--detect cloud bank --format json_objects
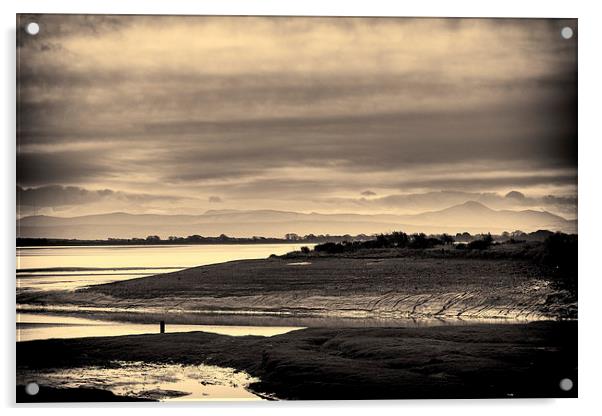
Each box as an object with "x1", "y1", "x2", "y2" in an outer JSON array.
[{"x1": 17, "y1": 15, "x2": 577, "y2": 217}]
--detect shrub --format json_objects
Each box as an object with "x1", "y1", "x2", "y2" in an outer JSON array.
[
  {"x1": 312, "y1": 231, "x2": 443, "y2": 253},
  {"x1": 467, "y1": 233, "x2": 493, "y2": 250},
  {"x1": 542, "y1": 232, "x2": 577, "y2": 270},
  {"x1": 314, "y1": 242, "x2": 346, "y2": 253},
  {"x1": 408, "y1": 233, "x2": 442, "y2": 249}
]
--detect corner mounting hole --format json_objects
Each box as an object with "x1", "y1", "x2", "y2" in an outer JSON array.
[
  {"x1": 559, "y1": 378, "x2": 573, "y2": 391},
  {"x1": 561, "y1": 27, "x2": 573, "y2": 40},
  {"x1": 25, "y1": 382, "x2": 39, "y2": 396},
  {"x1": 25, "y1": 22, "x2": 40, "y2": 36}
]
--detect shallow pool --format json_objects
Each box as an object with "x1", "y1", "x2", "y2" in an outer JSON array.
[{"x1": 18, "y1": 361, "x2": 263, "y2": 401}]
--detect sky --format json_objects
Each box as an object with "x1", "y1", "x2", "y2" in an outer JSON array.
[{"x1": 17, "y1": 15, "x2": 577, "y2": 219}]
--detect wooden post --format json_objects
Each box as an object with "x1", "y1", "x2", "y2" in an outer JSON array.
[{"x1": 160, "y1": 320, "x2": 165, "y2": 334}]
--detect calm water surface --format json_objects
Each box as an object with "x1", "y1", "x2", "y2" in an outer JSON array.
[
  {"x1": 17, "y1": 243, "x2": 307, "y2": 292},
  {"x1": 17, "y1": 313, "x2": 302, "y2": 342},
  {"x1": 16, "y1": 244, "x2": 308, "y2": 342}
]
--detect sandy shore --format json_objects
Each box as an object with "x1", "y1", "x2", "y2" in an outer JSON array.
[{"x1": 17, "y1": 321, "x2": 577, "y2": 400}]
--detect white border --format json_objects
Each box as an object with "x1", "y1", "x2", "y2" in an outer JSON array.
[{"x1": 2, "y1": 1, "x2": 600, "y2": 415}]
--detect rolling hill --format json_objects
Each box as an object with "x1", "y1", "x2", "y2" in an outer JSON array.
[{"x1": 16, "y1": 201, "x2": 576, "y2": 239}]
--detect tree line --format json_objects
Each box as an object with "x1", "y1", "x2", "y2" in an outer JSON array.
[
  {"x1": 17, "y1": 229, "x2": 566, "y2": 247},
  {"x1": 309, "y1": 230, "x2": 574, "y2": 254}
]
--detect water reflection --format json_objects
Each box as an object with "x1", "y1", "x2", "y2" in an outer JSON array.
[
  {"x1": 17, "y1": 244, "x2": 306, "y2": 271},
  {"x1": 17, "y1": 268, "x2": 181, "y2": 292},
  {"x1": 17, "y1": 244, "x2": 308, "y2": 293},
  {"x1": 17, "y1": 361, "x2": 262, "y2": 401}
]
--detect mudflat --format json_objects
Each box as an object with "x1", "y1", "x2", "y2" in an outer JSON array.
[
  {"x1": 18, "y1": 245, "x2": 576, "y2": 321},
  {"x1": 17, "y1": 321, "x2": 577, "y2": 400}
]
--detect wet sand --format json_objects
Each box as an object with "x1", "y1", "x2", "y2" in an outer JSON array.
[{"x1": 17, "y1": 321, "x2": 577, "y2": 401}]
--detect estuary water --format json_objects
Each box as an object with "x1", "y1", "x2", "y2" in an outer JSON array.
[
  {"x1": 16, "y1": 243, "x2": 307, "y2": 292},
  {"x1": 16, "y1": 243, "x2": 307, "y2": 341}
]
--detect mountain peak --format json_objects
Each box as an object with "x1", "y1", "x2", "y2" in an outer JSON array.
[
  {"x1": 452, "y1": 200, "x2": 492, "y2": 211},
  {"x1": 505, "y1": 190, "x2": 526, "y2": 200}
]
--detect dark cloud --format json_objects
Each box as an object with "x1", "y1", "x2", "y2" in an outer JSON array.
[
  {"x1": 17, "y1": 14, "x2": 127, "y2": 48},
  {"x1": 361, "y1": 190, "x2": 376, "y2": 196},
  {"x1": 131, "y1": 103, "x2": 577, "y2": 186},
  {"x1": 17, "y1": 185, "x2": 184, "y2": 208},
  {"x1": 208, "y1": 196, "x2": 223, "y2": 203},
  {"x1": 16, "y1": 150, "x2": 111, "y2": 186},
  {"x1": 15, "y1": 15, "x2": 577, "y2": 216}
]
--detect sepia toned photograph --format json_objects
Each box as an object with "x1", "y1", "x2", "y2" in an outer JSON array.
[{"x1": 16, "y1": 14, "x2": 577, "y2": 401}]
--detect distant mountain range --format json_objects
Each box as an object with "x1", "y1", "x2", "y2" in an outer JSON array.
[{"x1": 16, "y1": 201, "x2": 577, "y2": 239}]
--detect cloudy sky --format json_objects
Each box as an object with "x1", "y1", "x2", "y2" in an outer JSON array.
[{"x1": 17, "y1": 15, "x2": 577, "y2": 219}]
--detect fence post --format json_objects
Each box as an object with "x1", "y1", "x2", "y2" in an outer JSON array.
[{"x1": 160, "y1": 320, "x2": 165, "y2": 334}]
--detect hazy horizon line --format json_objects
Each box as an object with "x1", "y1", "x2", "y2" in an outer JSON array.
[{"x1": 16, "y1": 199, "x2": 576, "y2": 221}]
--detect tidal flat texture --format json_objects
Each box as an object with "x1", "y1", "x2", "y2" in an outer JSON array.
[
  {"x1": 17, "y1": 321, "x2": 577, "y2": 400},
  {"x1": 18, "y1": 245, "x2": 577, "y2": 321}
]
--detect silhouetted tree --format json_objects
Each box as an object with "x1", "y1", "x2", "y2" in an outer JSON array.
[
  {"x1": 409, "y1": 233, "x2": 430, "y2": 249},
  {"x1": 390, "y1": 231, "x2": 409, "y2": 247},
  {"x1": 440, "y1": 233, "x2": 455, "y2": 245}
]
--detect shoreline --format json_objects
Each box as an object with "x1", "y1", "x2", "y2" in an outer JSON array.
[
  {"x1": 15, "y1": 246, "x2": 578, "y2": 401},
  {"x1": 15, "y1": 305, "x2": 575, "y2": 325},
  {"x1": 17, "y1": 321, "x2": 577, "y2": 401},
  {"x1": 18, "y1": 305, "x2": 559, "y2": 325}
]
